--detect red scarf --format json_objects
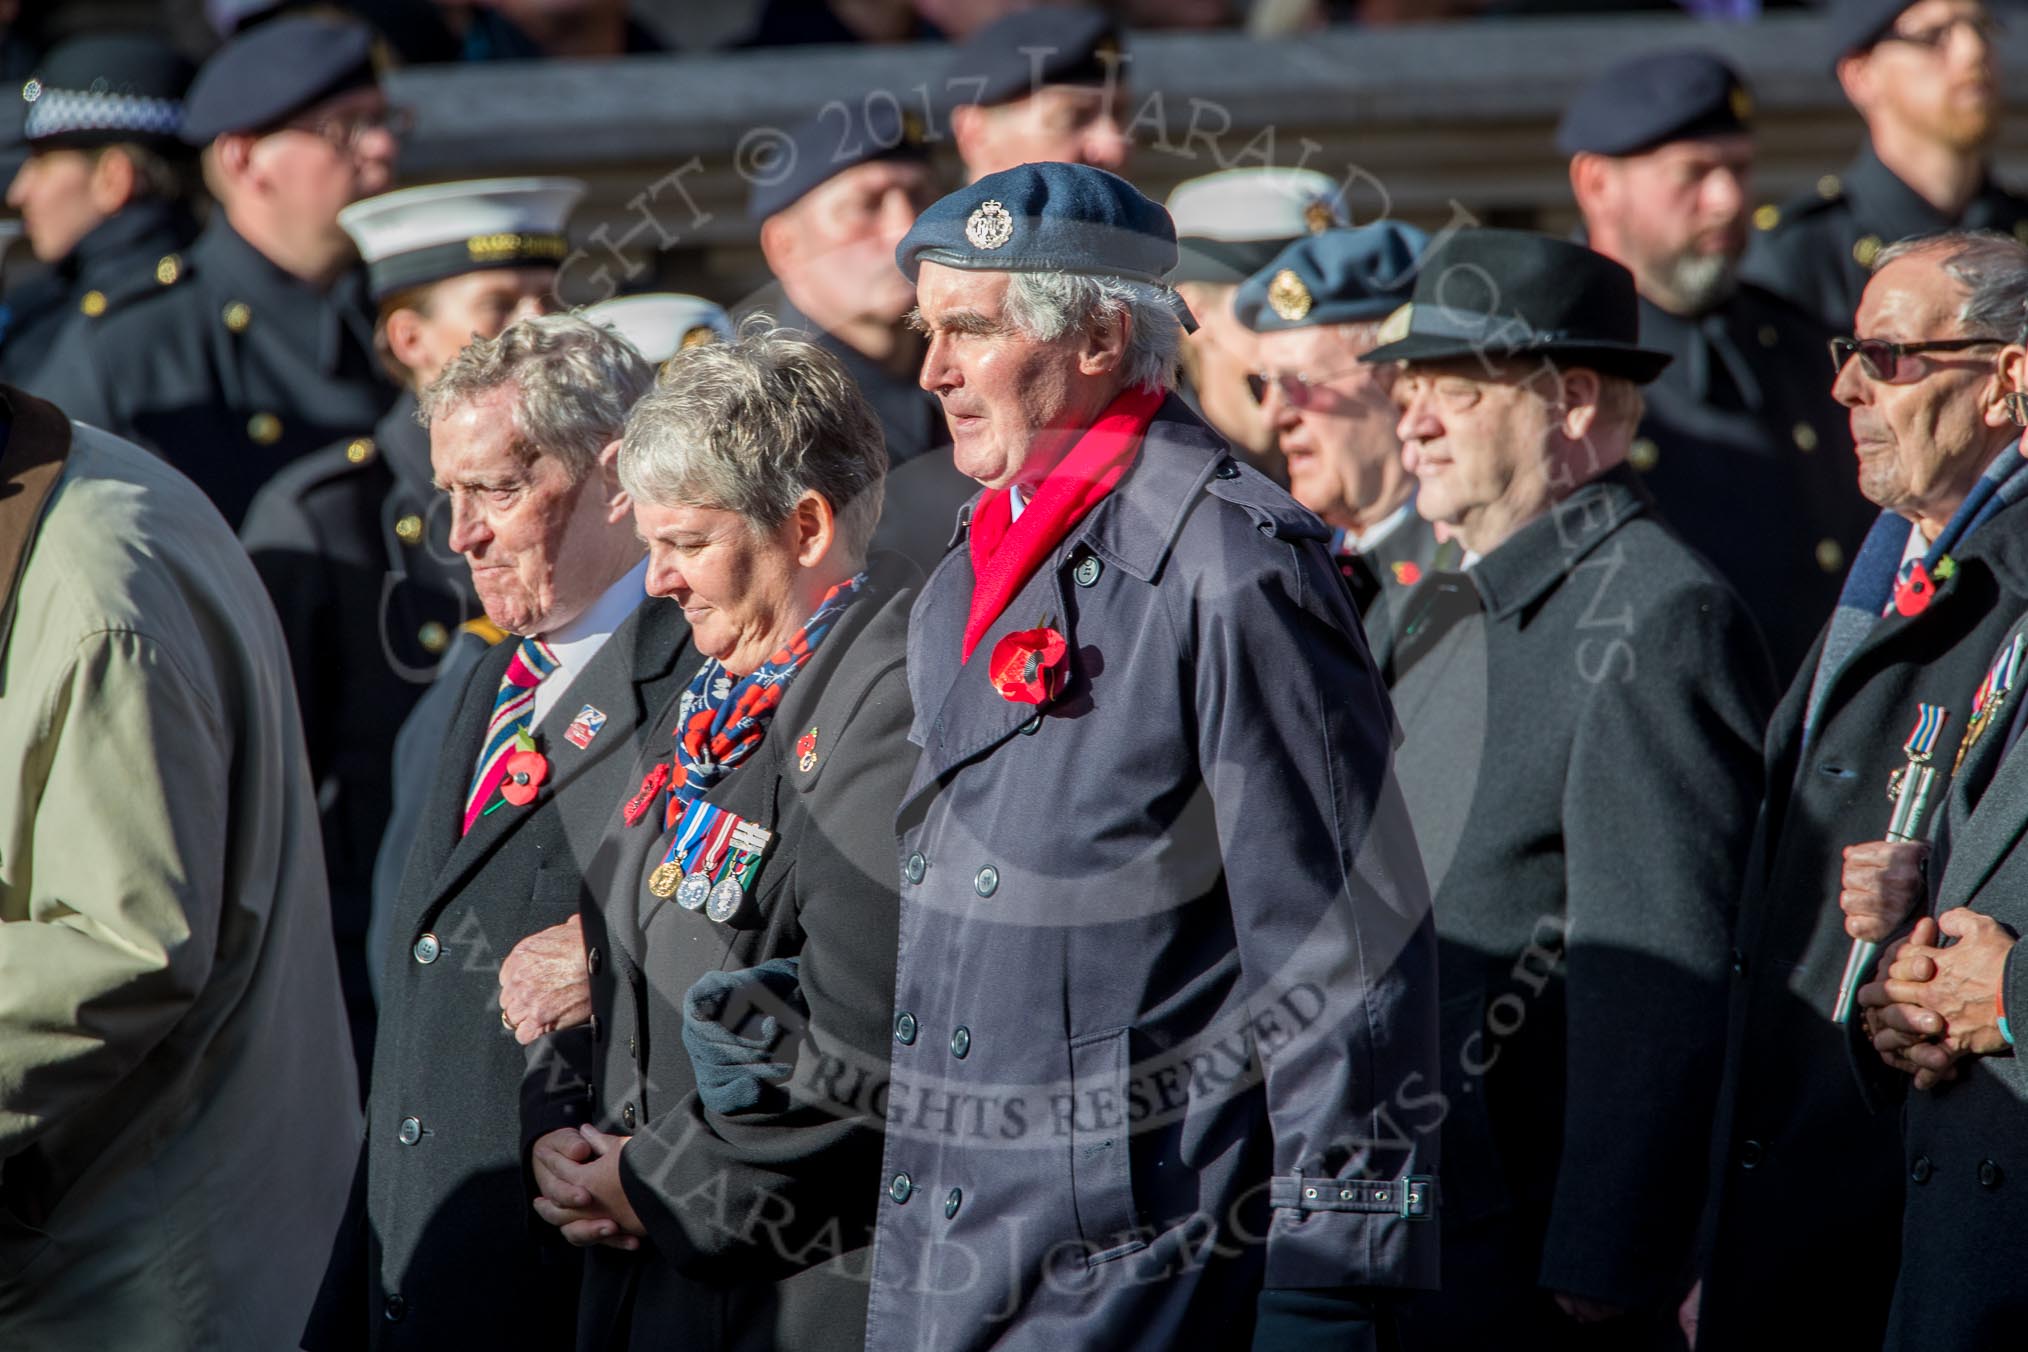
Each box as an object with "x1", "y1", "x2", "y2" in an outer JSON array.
[{"x1": 961, "y1": 385, "x2": 1165, "y2": 661}]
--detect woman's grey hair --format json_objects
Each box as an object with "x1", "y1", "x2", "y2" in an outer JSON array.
[
  {"x1": 1872, "y1": 229, "x2": 2028, "y2": 344},
  {"x1": 619, "y1": 320, "x2": 888, "y2": 565},
  {"x1": 417, "y1": 312, "x2": 653, "y2": 482},
  {"x1": 1003, "y1": 272, "x2": 1183, "y2": 393}
]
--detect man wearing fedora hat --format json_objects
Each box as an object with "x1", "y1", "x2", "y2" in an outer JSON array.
[{"x1": 1366, "y1": 228, "x2": 1774, "y2": 1348}]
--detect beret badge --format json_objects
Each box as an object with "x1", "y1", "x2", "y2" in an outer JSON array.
[
  {"x1": 966, "y1": 199, "x2": 1014, "y2": 251},
  {"x1": 1267, "y1": 269, "x2": 1312, "y2": 322},
  {"x1": 1728, "y1": 86, "x2": 1752, "y2": 122},
  {"x1": 1303, "y1": 199, "x2": 1335, "y2": 234}
]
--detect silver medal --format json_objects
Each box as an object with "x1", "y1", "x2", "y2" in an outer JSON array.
[
  {"x1": 706, "y1": 876, "x2": 746, "y2": 923},
  {"x1": 676, "y1": 871, "x2": 713, "y2": 911}
]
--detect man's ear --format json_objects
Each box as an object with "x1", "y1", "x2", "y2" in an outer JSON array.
[
  {"x1": 950, "y1": 103, "x2": 988, "y2": 175},
  {"x1": 1984, "y1": 344, "x2": 2028, "y2": 429},
  {"x1": 209, "y1": 132, "x2": 255, "y2": 193},
  {"x1": 1557, "y1": 366, "x2": 1604, "y2": 441},
  {"x1": 596, "y1": 438, "x2": 631, "y2": 524},
  {"x1": 1836, "y1": 51, "x2": 1874, "y2": 116},
  {"x1": 1568, "y1": 153, "x2": 1612, "y2": 232},
  {"x1": 759, "y1": 210, "x2": 799, "y2": 276},
  {"x1": 384, "y1": 306, "x2": 429, "y2": 374},
  {"x1": 1077, "y1": 305, "x2": 1131, "y2": 378}
]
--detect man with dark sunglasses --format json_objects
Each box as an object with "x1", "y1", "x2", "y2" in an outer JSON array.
[
  {"x1": 1688, "y1": 228, "x2": 2028, "y2": 1351},
  {"x1": 1743, "y1": 0, "x2": 2028, "y2": 337}
]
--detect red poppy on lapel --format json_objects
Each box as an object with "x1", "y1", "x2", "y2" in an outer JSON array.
[
  {"x1": 623, "y1": 761, "x2": 670, "y2": 825},
  {"x1": 1392, "y1": 561, "x2": 1422, "y2": 586},
  {"x1": 1894, "y1": 561, "x2": 1935, "y2": 617},
  {"x1": 500, "y1": 749, "x2": 549, "y2": 806},
  {"x1": 989, "y1": 627, "x2": 1068, "y2": 705}
]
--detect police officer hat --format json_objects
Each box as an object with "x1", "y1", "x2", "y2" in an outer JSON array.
[
  {"x1": 181, "y1": 13, "x2": 378, "y2": 145},
  {"x1": 583, "y1": 293, "x2": 733, "y2": 365},
  {"x1": 18, "y1": 33, "x2": 194, "y2": 155},
  {"x1": 746, "y1": 100, "x2": 931, "y2": 223},
  {"x1": 896, "y1": 161, "x2": 1194, "y2": 329},
  {"x1": 1360, "y1": 228, "x2": 1671, "y2": 384},
  {"x1": 940, "y1": 6, "x2": 1123, "y2": 109},
  {"x1": 338, "y1": 177, "x2": 585, "y2": 301},
  {"x1": 1556, "y1": 50, "x2": 1752, "y2": 158},
  {"x1": 1234, "y1": 222, "x2": 1429, "y2": 333},
  {"x1": 1166, "y1": 168, "x2": 1348, "y2": 286}
]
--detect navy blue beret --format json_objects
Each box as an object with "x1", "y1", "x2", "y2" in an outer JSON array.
[
  {"x1": 181, "y1": 14, "x2": 377, "y2": 145},
  {"x1": 898, "y1": 161, "x2": 1175, "y2": 285},
  {"x1": 940, "y1": 6, "x2": 1123, "y2": 109},
  {"x1": 747, "y1": 99, "x2": 932, "y2": 223},
  {"x1": 1827, "y1": 0, "x2": 1922, "y2": 60},
  {"x1": 1556, "y1": 50, "x2": 1751, "y2": 158},
  {"x1": 20, "y1": 33, "x2": 193, "y2": 153},
  {"x1": 1234, "y1": 222, "x2": 1431, "y2": 333}
]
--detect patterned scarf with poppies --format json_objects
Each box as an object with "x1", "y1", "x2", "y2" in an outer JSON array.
[{"x1": 667, "y1": 572, "x2": 868, "y2": 825}]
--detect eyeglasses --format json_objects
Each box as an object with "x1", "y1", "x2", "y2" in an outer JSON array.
[
  {"x1": 1246, "y1": 365, "x2": 1369, "y2": 408},
  {"x1": 1829, "y1": 335, "x2": 2002, "y2": 382},
  {"x1": 284, "y1": 105, "x2": 416, "y2": 151},
  {"x1": 1878, "y1": 12, "x2": 2006, "y2": 49}
]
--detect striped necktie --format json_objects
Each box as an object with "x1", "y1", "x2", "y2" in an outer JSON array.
[{"x1": 462, "y1": 636, "x2": 561, "y2": 835}]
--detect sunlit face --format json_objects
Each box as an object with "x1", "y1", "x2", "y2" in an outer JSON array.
[
  {"x1": 1257, "y1": 322, "x2": 1401, "y2": 528},
  {"x1": 1392, "y1": 359, "x2": 1559, "y2": 550},
  {"x1": 393, "y1": 267, "x2": 557, "y2": 390},
  {"x1": 960, "y1": 84, "x2": 1132, "y2": 179},
  {"x1": 7, "y1": 149, "x2": 106, "y2": 262},
  {"x1": 1849, "y1": 0, "x2": 2000, "y2": 152},
  {"x1": 636, "y1": 498, "x2": 811, "y2": 676},
  {"x1": 431, "y1": 384, "x2": 636, "y2": 635},
  {"x1": 770, "y1": 159, "x2": 940, "y2": 328},
  {"x1": 1588, "y1": 135, "x2": 1753, "y2": 315},
  {"x1": 914, "y1": 263, "x2": 1100, "y2": 490},
  {"x1": 1834, "y1": 251, "x2": 2001, "y2": 519},
  {"x1": 247, "y1": 86, "x2": 399, "y2": 232},
  {"x1": 1178, "y1": 281, "x2": 1273, "y2": 455}
]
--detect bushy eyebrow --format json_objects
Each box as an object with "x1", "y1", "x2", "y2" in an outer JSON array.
[{"x1": 908, "y1": 306, "x2": 1001, "y2": 337}]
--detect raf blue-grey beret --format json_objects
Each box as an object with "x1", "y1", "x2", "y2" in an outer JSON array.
[
  {"x1": 898, "y1": 161, "x2": 1177, "y2": 285},
  {"x1": 1827, "y1": 0, "x2": 1923, "y2": 61},
  {"x1": 940, "y1": 6, "x2": 1122, "y2": 109},
  {"x1": 1234, "y1": 222, "x2": 1430, "y2": 333},
  {"x1": 747, "y1": 100, "x2": 932, "y2": 223},
  {"x1": 180, "y1": 14, "x2": 377, "y2": 145},
  {"x1": 1556, "y1": 50, "x2": 1751, "y2": 158}
]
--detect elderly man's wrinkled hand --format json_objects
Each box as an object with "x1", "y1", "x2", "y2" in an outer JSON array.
[
  {"x1": 500, "y1": 914, "x2": 593, "y2": 1045},
  {"x1": 1883, "y1": 907, "x2": 2017, "y2": 1059},
  {"x1": 1839, "y1": 839, "x2": 1928, "y2": 942}
]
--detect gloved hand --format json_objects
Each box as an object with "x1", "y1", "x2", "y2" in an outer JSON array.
[{"x1": 681, "y1": 957, "x2": 808, "y2": 1116}]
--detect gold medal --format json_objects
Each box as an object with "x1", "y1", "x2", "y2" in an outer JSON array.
[{"x1": 647, "y1": 861, "x2": 684, "y2": 898}]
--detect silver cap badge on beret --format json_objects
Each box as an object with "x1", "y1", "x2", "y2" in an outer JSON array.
[{"x1": 966, "y1": 200, "x2": 1013, "y2": 251}]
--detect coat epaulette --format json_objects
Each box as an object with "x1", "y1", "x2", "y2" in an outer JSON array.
[{"x1": 1202, "y1": 458, "x2": 1330, "y2": 543}]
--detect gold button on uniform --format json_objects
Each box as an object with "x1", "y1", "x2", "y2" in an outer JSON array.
[
  {"x1": 1792, "y1": 422, "x2": 1819, "y2": 452},
  {"x1": 1752, "y1": 204, "x2": 1781, "y2": 231},
  {"x1": 1816, "y1": 174, "x2": 1842, "y2": 200},
  {"x1": 395, "y1": 513, "x2": 424, "y2": 544},
  {"x1": 1628, "y1": 437, "x2": 1660, "y2": 473},
  {"x1": 1758, "y1": 325, "x2": 1779, "y2": 349},
  {"x1": 417, "y1": 621, "x2": 449, "y2": 654},
  {"x1": 79, "y1": 290, "x2": 107, "y2": 317},
  {"x1": 1853, "y1": 235, "x2": 1883, "y2": 269},
  {"x1": 155, "y1": 254, "x2": 180, "y2": 285},
  {"x1": 345, "y1": 437, "x2": 374, "y2": 464},
  {"x1": 1816, "y1": 538, "x2": 1846, "y2": 574},
  {"x1": 247, "y1": 412, "x2": 282, "y2": 445},
  {"x1": 222, "y1": 301, "x2": 251, "y2": 333}
]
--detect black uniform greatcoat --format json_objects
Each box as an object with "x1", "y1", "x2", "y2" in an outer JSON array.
[
  {"x1": 866, "y1": 396, "x2": 1441, "y2": 1351},
  {"x1": 239, "y1": 390, "x2": 483, "y2": 1084},
  {"x1": 304, "y1": 594, "x2": 696, "y2": 1351},
  {"x1": 1630, "y1": 284, "x2": 1873, "y2": 678},
  {"x1": 1696, "y1": 499, "x2": 2028, "y2": 1352},
  {"x1": 31, "y1": 214, "x2": 393, "y2": 527},
  {"x1": 1335, "y1": 506, "x2": 1455, "y2": 683},
  {"x1": 0, "y1": 196, "x2": 198, "y2": 389},
  {"x1": 1385, "y1": 466, "x2": 1774, "y2": 1348},
  {"x1": 1741, "y1": 142, "x2": 2028, "y2": 336},
  {"x1": 1883, "y1": 609, "x2": 2028, "y2": 1352},
  {"x1": 562, "y1": 557, "x2": 917, "y2": 1352}
]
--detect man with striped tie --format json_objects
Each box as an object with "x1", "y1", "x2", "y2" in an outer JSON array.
[{"x1": 306, "y1": 314, "x2": 695, "y2": 1351}]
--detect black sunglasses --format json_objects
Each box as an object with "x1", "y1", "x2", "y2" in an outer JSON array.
[{"x1": 1828, "y1": 336, "x2": 2002, "y2": 383}]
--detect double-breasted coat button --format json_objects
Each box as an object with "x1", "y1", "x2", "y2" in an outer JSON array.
[
  {"x1": 1073, "y1": 553, "x2": 1103, "y2": 587},
  {"x1": 950, "y1": 1026, "x2": 971, "y2": 1059},
  {"x1": 417, "y1": 622, "x2": 449, "y2": 654},
  {"x1": 155, "y1": 254, "x2": 181, "y2": 286},
  {"x1": 412, "y1": 932, "x2": 441, "y2": 964},
  {"x1": 1738, "y1": 1139, "x2": 1764, "y2": 1169},
  {"x1": 1911, "y1": 1155, "x2": 1933, "y2": 1183},
  {"x1": 889, "y1": 1172, "x2": 914, "y2": 1204},
  {"x1": 1791, "y1": 422, "x2": 1818, "y2": 453},
  {"x1": 79, "y1": 290, "x2": 107, "y2": 317},
  {"x1": 345, "y1": 437, "x2": 374, "y2": 464},
  {"x1": 904, "y1": 852, "x2": 926, "y2": 884},
  {"x1": 895, "y1": 1011, "x2": 918, "y2": 1045},
  {"x1": 395, "y1": 513, "x2": 424, "y2": 544},
  {"x1": 622, "y1": 1102, "x2": 638, "y2": 1128},
  {"x1": 397, "y1": 1116, "x2": 423, "y2": 1146},
  {"x1": 222, "y1": 300, "x2": 252, "y2": 333},
  {"x1": 1979, "y1": 1159, "x2": 2003, "y2": 1189},
  {"x1": 945, "y1": 1187, "x2": 963, "y2": 1219},
  {"x1": 587, "y1": 947, "x2": 601, "y2": 976},
  {"x1": 247, "y1": 412, "x2": 282, "y2": 445},
  {"x1": 384, "y1": 1294, "x2": 406, "y2": 1322},
  {"x1": 974, "y1": 866, "x2": 999, "y2": 897}
]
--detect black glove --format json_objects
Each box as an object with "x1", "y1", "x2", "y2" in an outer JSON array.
[{"x1": 680, "y1": 958, "x2": 808, "y2": 1116}]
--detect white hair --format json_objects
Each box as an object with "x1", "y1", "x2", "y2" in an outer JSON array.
[{"x1": 1003, "y1": 272, "x2": 1183, "y2": 393}]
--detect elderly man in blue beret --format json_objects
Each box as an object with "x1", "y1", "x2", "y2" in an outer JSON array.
[
  {"x1": 1235, "y1": 222, "x2": 1451, "y2": 676},
  {"x1": 867, "y1": 161, "x2": 1440, "y2": 1351}
]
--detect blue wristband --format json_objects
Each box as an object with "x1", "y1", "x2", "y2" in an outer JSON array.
[{"x1": 1999, "y1": 1015, "x2": 2014, "y2": 1047}]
